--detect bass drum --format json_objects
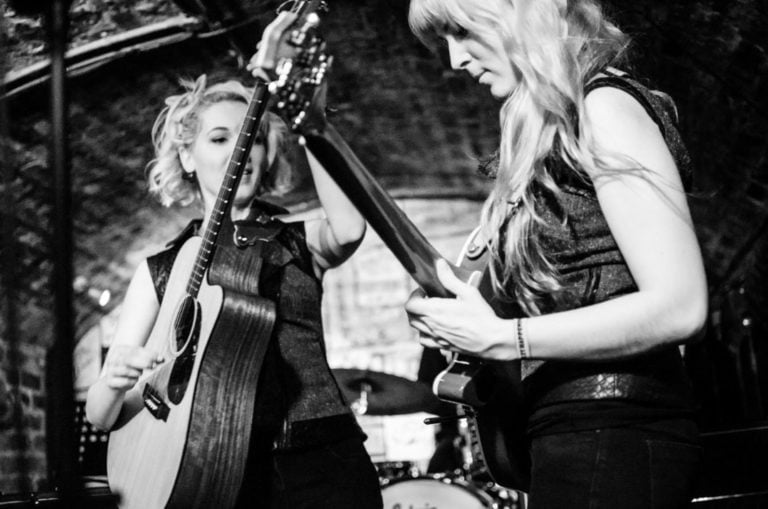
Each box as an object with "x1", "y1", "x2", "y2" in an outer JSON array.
[{"x1": 381, "y1": 475, "x2": 496, "y2": 509}]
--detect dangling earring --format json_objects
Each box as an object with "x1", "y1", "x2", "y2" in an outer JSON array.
[{"x1": 182, "y1": 171, "x2": 197, "y2": 183}]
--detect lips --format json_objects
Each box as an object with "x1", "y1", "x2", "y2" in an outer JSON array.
[{"x1": 469, "y1": 70, "x2": 491, "y2": 85}]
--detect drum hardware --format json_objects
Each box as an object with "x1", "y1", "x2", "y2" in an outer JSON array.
[
  {"x1": 350, "y1": 381, "x2": 372, "y2": 415},
  {"x1": 423, "y1": 413, "x2": 469, "y2": 425},
  {"x1": 375, "y1": 461, "x2": 421, "y2": 484}
]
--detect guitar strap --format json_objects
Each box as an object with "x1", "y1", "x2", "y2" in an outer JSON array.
[
  {"x1": 209, "y1": 210, "x2": 290, "y2": 298},
  {"x1": 233, "y1": 211, "x2": 287, "y2": 248}
]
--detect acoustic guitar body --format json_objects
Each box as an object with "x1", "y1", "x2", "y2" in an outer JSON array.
[{"x1": 107, "y1": 237, "x2": 276, "y2": 509}]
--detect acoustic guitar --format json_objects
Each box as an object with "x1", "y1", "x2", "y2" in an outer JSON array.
[
  {"x1": 260, "y1": 9, "x2": 531, "y2": 491},
  {"x1": 105, "y1": 2, "x2": 325, "y2": 507}
]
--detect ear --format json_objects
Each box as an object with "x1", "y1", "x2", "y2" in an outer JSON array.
[{"x1": 178, "y1": 146, "x2": 195, "y2": 174}]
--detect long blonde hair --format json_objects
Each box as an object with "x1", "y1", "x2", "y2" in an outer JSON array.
[
  {"x1": 410, "y1": 0, "x2": 630, "y2": 314},
  {"x1": 146, "y1": 74, "x2": 290, "y2": 208}
]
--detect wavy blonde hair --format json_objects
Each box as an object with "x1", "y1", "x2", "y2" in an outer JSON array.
[
  {"x1": 410, "y1": 0, "x2": 631, "y2": 314},
  {"x1": 147, "y1": 74, "x2": 291, "y2": 208}
]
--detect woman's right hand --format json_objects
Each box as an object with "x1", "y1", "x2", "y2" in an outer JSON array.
[
  {"x1": 100, "y1": 344, "x2": 164, "y2": 392},
  {"x1": 247, "y1": 11, "x2": 298, "y2": 82},
  {"x1": 247, "y1": 9, "x2": 329, "y2": 133}
]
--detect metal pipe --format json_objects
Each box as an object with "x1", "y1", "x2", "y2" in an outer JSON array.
[{"x1": 43, "y1": 0, "x2": 79, "y2": 500}]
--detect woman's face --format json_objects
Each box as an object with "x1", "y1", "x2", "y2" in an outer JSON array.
[
  {"x1": 180, "y1": 100, "x2": 268, "y2": 212},
  {"x1": 445, "y1": 25, "x2": 517, "y2": 100}
]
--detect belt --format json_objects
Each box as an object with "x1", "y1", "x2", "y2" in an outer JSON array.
[
  {"x1": 524, "y1": 348, "x2": 696, "y2": 410},
  {"x1": 530, "y1": 372, "x2": 691, "y2": 407}
]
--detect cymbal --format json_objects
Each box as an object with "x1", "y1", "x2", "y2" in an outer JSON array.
[{"x1": 332, "y1": 368, "x2": 443, "y2": 416}]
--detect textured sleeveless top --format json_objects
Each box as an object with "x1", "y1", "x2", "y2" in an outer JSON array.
[
  {"x1": 533, "y1": 71, "x2": 692, "y2": 314},
  {"x1": 478, "y1": 71, "x2": 698, "y2": 418},
  {"x1": 146, "y1": 200, "x2": 360, "y2": 449}
]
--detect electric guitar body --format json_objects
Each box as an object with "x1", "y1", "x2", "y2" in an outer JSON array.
[
  {"x1": 430, "y1": 238, "x2": 530, "y2": 489},
  {"x1": 433, "y1": 347, "x2": 529, "y2": 489}
]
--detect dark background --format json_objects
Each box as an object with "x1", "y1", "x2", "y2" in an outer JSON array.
[{"x1": 0, "y1": 0, "x2": 766, "y2": 497}]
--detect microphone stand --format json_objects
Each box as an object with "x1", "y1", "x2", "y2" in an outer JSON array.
[
  {"x1": 11, "y1": 0, "x2": 79, "y2": 502},
  {"x1": 43, "y1": 0, "x2": 80, "y2": 502}
]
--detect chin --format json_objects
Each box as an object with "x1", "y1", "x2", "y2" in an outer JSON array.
[{"x1": 489, "y1": 83, "x2": 514, "y2": 100}]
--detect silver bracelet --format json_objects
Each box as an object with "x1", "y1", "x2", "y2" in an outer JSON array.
[{"x1": 516, "y1": 317, "x2": 529, "y2": 360}]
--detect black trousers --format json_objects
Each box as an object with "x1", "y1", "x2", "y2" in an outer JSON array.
[
  {"x1": 527, "y1": 421, "x2": 701, "y2": 509},
  {"x1": 236, "y1": 435, "x2": 383, "y2": 509}
]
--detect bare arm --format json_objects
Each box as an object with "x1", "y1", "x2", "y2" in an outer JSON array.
[
  {"x1": 247, "y1": 14, "x2": 365, "y2": 274},
  {"x1": 406, "y1": 88, "x2": 707, "y2": 361},
  {"x1": 85, "y1": 261, "x2": 164, "y2": 430},
  {"x1": 303, "y1": 146, "x2": 366, "y2": 273}
]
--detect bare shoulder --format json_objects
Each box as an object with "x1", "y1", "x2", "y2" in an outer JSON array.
[
  {"x1": 584, "y1": 86, "x2": 659, "y2": 136},
  {"x1": 122, "y1": 260, "x2": 159, "y2": 310},
  {"x1": 583, "y1": 85, "x2": 676, "y2": 175},
  {"x1": 130, "y1": 259, "x2": 154, "y2": 288}
]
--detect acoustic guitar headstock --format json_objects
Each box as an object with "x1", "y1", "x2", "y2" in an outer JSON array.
[{"x1": 252, "y1": 0, "x2": 330, "y2": 132}]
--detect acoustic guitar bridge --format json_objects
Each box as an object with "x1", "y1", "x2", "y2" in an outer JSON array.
[{"x1": 143, "y1": 384, "x2": 169, "y2": 422}]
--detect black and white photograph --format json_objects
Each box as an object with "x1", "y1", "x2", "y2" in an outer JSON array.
[{"x1": 1, "y1": 0, "x2": 766, "y2": 507}]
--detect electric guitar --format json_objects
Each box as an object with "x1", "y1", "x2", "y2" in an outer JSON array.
[
  {"x1": 105, "y1": 2, "x2": 325, "y2": 507},
  {"x1": 259, "y1": 9, "x2": 531, "y2": 491}
]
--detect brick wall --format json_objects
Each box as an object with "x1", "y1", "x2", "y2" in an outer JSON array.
[
  {"x1": 323, "y1": 198, "x2": 483, "y2": 378},
  {"x1": 0, "y1": 307, "x2": 49, "y2": 493}
]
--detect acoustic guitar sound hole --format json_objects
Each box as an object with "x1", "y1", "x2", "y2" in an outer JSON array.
[{"x1": 168, "y1": 296, "x2": 201, "y2": 405}]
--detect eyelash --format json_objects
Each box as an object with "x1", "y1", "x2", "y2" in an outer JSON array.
[{"x1": 210, "y1": 134, "x2": 264, "y2": 145}]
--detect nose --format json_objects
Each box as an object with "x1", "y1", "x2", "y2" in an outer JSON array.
[{"x1": 447, "y1": 36, "x2": 470, "y2": 70}]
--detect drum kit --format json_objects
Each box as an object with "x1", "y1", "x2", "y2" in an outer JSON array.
[{"x1": 333, "y1": 369, "x2": 523, "y2": 509}]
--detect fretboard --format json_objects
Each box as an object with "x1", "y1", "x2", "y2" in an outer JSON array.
[{"x1": 186, "y1": 82, "x2": 271, "y2": 297}]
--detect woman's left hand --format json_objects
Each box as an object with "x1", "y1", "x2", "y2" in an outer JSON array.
[{"x1": 405, "y1": 259, "x2": 505, "y2": 357}]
